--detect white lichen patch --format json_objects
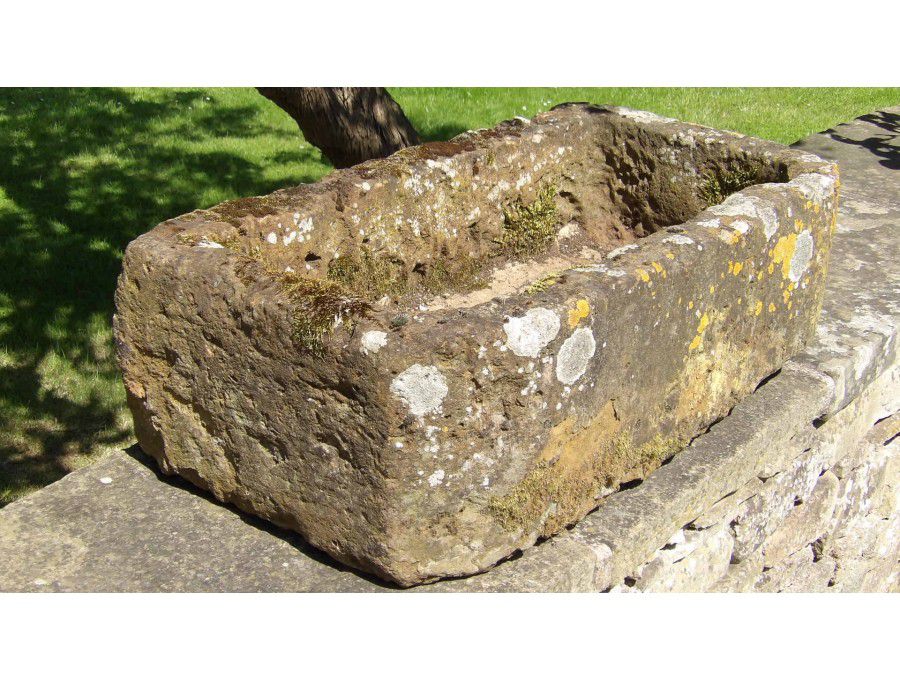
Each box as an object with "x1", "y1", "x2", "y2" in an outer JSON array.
[
  {"x1": 610, "y1": 106, "x2": 676, "y2": 125},
  {"x1": 196, "y1": 239, "x2": 225, "y2": 249},
  {"x1": 790, "y1": 173, "x2": 835, "y2": 204},
  {"x1": 503, "y1": 307, "x2": 561, "y2": 358},
  {"x1": 555, "y1": 327, "x2": 596, "y2": 385},
  {"x1": 731, "y1": 219, "x2": 751, "y2": 234},
  {"x1": 662, "y1": 234, "x2": 695, "y2": 246},
  {"x1": 696, "y1": 218, "x2": 721, "y2": 229},
  {"x1": 555, "y1": 222, "x2": 578, "y2": 242},
  {"x1": 427, "y1": 469, "x2": 445, "y2": 487},
  {"x1": 360, "y1": 330, "x2": 388, "y2": 355},
  {"x1": 709, "y1": 193, "x2": 779, "y2": 240},
  {"x1": 789, "y1": 230, "x2": 814, "y2": 282},
  {"x1": 266, "y1": 232, "x2": 278, "y2": 245},
  {"x1": 606, "y1": 243, "x2": 639, "y2": 259},
  {"x1": 390, "y1": 364, "x2": 448, "y2": 417}
]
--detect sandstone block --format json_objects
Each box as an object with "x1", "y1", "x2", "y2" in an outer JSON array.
[
  {"x1": 731, "y1": 445, "x2": 830, "y2": 562},
  {"x1": 761, "y1": 470, "x2": 839, "y2": 567},
  {"x1": 115, "y1": 104, "x2": 838, "y2": 585},
  {"x1": 630, "y1": 526, "x2": 734, "y2": 592}
]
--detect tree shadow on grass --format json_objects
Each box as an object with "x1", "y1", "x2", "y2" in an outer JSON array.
[{"x1": 0, "y1": 87, "x2": 326, "y2": 505}]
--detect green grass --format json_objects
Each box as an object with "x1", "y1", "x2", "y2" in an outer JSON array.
[{"x1": 1, "y1": 87, "x2": 897, "y2": 506}]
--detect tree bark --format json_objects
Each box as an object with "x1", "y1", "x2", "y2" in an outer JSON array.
[{"x1": 258, "y1": 87, "x2": 420, "y2": 168}]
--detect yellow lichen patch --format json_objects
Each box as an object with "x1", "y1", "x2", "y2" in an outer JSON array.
[
  {"x1": 635, "y1": 268, "x2": 650, "y2": 283},
  {"x1": 733, "y1": 261, "x2": 744, "y2": 276},
  {"x1": 567, "y1": 298, "x2": 591, "y2": 328},
  {"x1": 688, "y1": 300, "x2": 694, "y2": 310},
  {"x1": 651, "y1": 261, "x2": 666, "y2": 278},
  {"x1": 768, "y1": 302, "x2": 776, "y2": 313},
  {"x1": 709, "y1": 285, "x2": 716, "y2": 294},
  {"x1": 488, "y1": 401, "x2": 685, "y2": 535},
  {"x1": 697, "y1": 313, "x2": 710, "y2": 334},
  {"x1": 689, "y1": 312, "x2": 710, "y2": 351},
  {"x1": 665, "y1": 252, "x2": 675, "y2": 260},
  {"x1": 783, "y1": 289, "x2": 791, "y2": 305},
  {"x1": 771, "y1": 232, "x2": 798, "y2": 279},
  {"x1": 754, "y1": 300, "x2": 763, "y2": 316},
  {"x1": 795, "y1": 218, "x2": 805, "y2": 231},
  {"x1": 768, "y1": 261, "x2": 775, "y2": 275},
  {"x1": 728, "y1": 261, "x2": 734, "y2": 274}
]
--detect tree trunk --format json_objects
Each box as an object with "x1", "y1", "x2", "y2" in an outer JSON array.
[{"x1": 258, "y1": 87, "x2": 420, "y2": 168}]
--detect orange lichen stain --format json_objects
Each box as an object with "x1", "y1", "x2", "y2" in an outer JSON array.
[
  {"x1": 754, "y1": 300, "x2": 763, "y2": 316},
  {"x1": 772, "y1": 233, "x2": 798, "y2": 279},
  {"x1": 768, "y1": 302, "x2": 776, "y2": 313},
  {"x1": 567, "y1": 298, "x2": 591, "y2": 328},
  {"x1": 635, "y1": 268, "x2": 650, "y2": 283}
]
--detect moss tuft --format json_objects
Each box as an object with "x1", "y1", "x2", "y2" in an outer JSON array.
[
  {"x1": 699, "y1": 168, "x2": 759, "y2": 207},
  {"x1": 498, "y1": 183, "x2": 559, "y2": 256},
  {"x1": 326, "y1": 248, "x2": 407, "y2": 300},
  {"x1": 524, "y1": 271, "x2": 563, "y2": 295},
  {"x1": 280, "y1": 273, "x2": 370, "y2": 351},
  {"x1": 419, "y1": 255, "x2": 486, "y2": 296}
]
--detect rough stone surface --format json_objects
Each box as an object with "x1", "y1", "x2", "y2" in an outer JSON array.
[
  {"x1": 0, "y1": 107, "x2": 896, "y2": 593},
  {"x1": 113, "y1": 104, "x2": 838, "y2": 585}
]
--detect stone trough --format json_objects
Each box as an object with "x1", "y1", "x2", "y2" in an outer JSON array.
[{"x1": 114, "y1": 104, "x2": 839, "y2": 586}]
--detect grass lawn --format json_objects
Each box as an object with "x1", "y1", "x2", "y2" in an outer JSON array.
[{"x1": 1, "y1": 87, "x2": 898, "y2": 506}]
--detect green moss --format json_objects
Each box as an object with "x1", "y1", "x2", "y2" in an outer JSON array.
[
  {"x1": 419, "y1": 254, "x2": 486, "y2": 296},
  {"x1": 280, "y1": 273, "x2": 370, "y2": 351},
  {"x1": 487, "y1": 431, "x2": 684, "y2": 534},
  {"x1": 524, "y1": 271, "x2": 563, "y2": 295},
  {"x1": 326, "y1": 248, "x2": 407, "y2": 300},
  {"x1": 228, "y1": 243, "x2": 371, "y2": 352},
  {"x1": 698, "y1": 168, "x2": 759, "y2": 207},
  {"x1": 497, "y1": 183, "x2": 559, "y2": 256}
]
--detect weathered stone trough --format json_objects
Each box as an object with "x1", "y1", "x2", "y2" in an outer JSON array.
[{"x1": 114, "y1": 104, "x2": 839, "y2": 586}]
